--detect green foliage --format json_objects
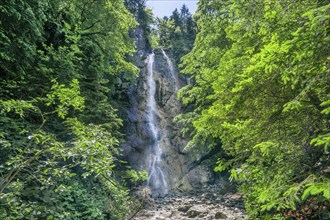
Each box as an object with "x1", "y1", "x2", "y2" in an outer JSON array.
[
  {"x1": 124, "y1": 0, "x2": 154, "y2": 51},
  {"x1": 302, "y1": 180, "x2": 330, "y2": 201},
  {"x1": 156, "y1": 4, "x2": 196, "y2": 64},
  {"x1": 46, "y1": 79, "x2": 85, "y2": 119},
  {"x1": 179, "y1": 0, "x2": 330, "y2": 218},
  {"x1": 0, "y1": 0, "x2": 145, "y2": 218}
]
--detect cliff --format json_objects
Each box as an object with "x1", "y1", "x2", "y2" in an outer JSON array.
[{"x1": 121, "y1": 28, "x2": 216, "y2": 194}]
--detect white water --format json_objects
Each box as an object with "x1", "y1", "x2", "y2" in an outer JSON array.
[
  {"x1": 161, "y1": 49, "x2": 180, "y2": 91},
  {"x1": 146, "y1": 53, "x2": 168, "y2": 195}
]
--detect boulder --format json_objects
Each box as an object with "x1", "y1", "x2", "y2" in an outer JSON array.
[
  {"x1": 178, "y1": 164, "x2": 214, "y2": 192},
  {"x1": 215, "y1": 211, "x2": 228, "y2": 219},
  {"x1": 178, "y1": 205, "x2": 192, "y2": 213},
  {"x1": 186, "y1": 205, "x2": 208, "y2": 218}
]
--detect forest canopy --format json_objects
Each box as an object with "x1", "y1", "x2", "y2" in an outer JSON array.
[
  {"x1": 177, "y1": 0, "x2": 330, "y2": 219},
  {"x1": 0, "y1": 0, "x2": 147, "y2": 219}
]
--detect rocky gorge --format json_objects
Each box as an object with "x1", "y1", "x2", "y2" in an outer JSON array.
[
  {"x1": 122, "y1": 28, "x2": 216, "y2": 192},
  {"x1": 121, "y1": 28, "x2": 246, "y2": 219}
]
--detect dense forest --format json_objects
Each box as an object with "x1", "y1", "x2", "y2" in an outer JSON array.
[
  {"x1": 176, "y1": 0, "x2": 330, "y2": 219},
  {"x1": 0, "y1": 0, "x2": 329, "y2": 219},
  {"x1": 0, "y1": 0, "x2": 148, "y2": 219}
]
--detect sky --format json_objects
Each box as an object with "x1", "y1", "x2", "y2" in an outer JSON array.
[{"x1": 146, "y1": 0, "x2": 198, "y2": 18}]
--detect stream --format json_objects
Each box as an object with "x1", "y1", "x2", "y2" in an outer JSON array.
[{"x1": 133, "y1": 184, "x2": 246, "y2": 220}]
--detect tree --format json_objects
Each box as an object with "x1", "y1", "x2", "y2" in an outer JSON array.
[
  {"x1": 178, "y1": 0, "x2": 330, "y2": 218},
  {"x1": 0, "y1": 0, "x2": 146, "y2": 219},
  {"x1": 157, "y1": 4, "x2": 196, "y2": 64},
  {"x1": 124, "y1": 0, "x2": 154, "y2": 54}
]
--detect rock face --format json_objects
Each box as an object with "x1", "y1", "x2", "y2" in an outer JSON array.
[
  {"x1": 122, "y1": 28, "x2": 222, "y2": 193},
  {"x1": 177, "y1": 164, "x2": 215, "y2": 192},
  {"x1": 122, "y1": 27, "x2": 246, "y2": 220},
  {"x1": 122, "y1": 47, "x2": 190, "y2": 192}
]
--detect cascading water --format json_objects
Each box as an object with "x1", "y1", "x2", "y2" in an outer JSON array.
[
  {"x1": 146, "y1": 53, "x2": 168, "y2": 195},
  {"x1": 161, "y1": 49, "x2": 180, "y2": 91}
]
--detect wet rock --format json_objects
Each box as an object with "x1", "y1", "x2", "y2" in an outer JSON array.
[
  {"x1": 178, "y1": 205, "x2": 192, "y2": 213},
  {"x1": 178, "y1": 176, "x2": 194, "y2": 192},
  {"x1": 178, "y1": 164, "x2": 214, "y2": 192},
  {"x1": 214, "y1": 211, "x2": 227, "y2": 219},
  {"x1": 123, "y1": 27, "x2": 230, "y2": 196},
  {"x1": 186, "y1": 205, "x2": 207, "y2": 218},
  {"x1": 122, "y1": 47, "x2": 190, "y2": 192},
  {"x1": 132, "y1": 183, "x2": 246, "y2": 220}
]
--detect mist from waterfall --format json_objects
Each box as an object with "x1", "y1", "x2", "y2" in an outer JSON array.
[
  {"x1": 161, "y1": 49, "x2": 180, "y2": 91},
  {"x1": 146, "y1": 53, "x2": 168, "y2": 195}
]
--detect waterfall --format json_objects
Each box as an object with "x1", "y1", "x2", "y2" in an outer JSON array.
[
  {"x1": 146, "y1": 53, "x2": 168, "y2": 195},
  {"x1": 161, "y1": 49, "x2": 180, "y2": 91}
]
